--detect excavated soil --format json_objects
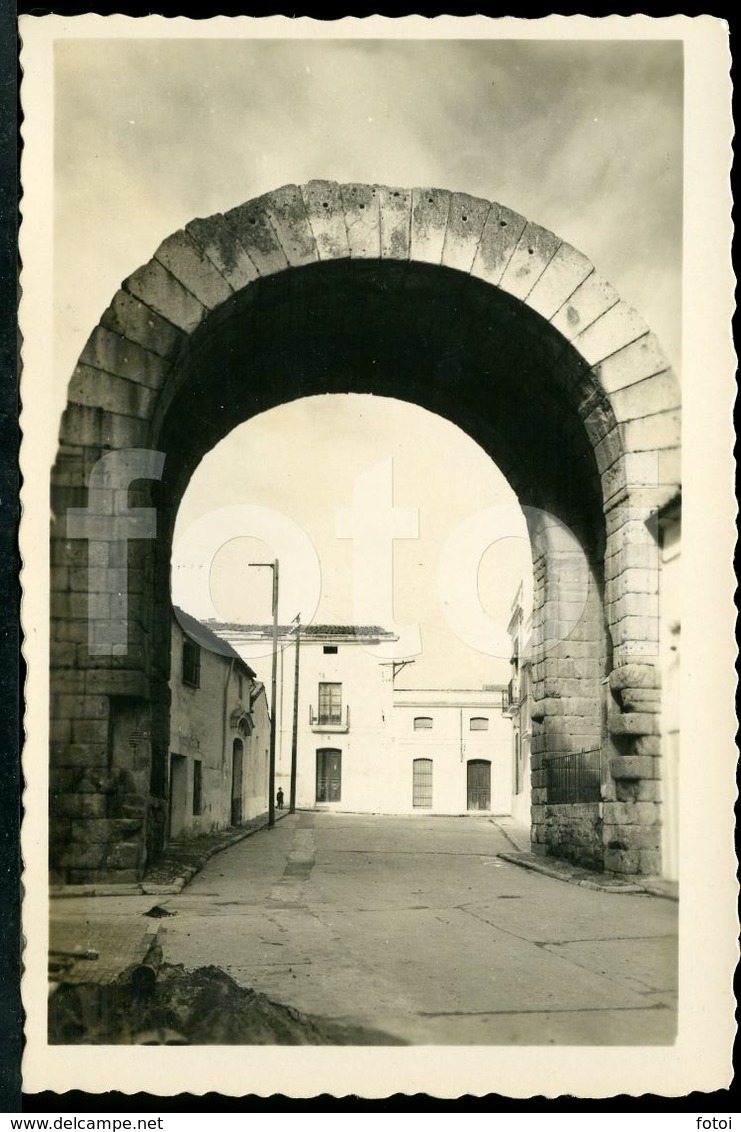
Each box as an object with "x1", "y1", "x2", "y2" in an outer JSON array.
[{"x1": 49, "y1": 962, "x2": 404, "y2": 1045}]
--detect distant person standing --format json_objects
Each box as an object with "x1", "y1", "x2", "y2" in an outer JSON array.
[{"x1": 276, "y1": 787, "x2": 284, "y2": 810}]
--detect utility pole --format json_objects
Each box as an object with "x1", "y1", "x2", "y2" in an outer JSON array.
[
  {"x1": 289, "y1": 614, "x2": 300, "y2": 814},
  {"x1": 249, "y1": 559, "x2": 279, "y2": 829}
]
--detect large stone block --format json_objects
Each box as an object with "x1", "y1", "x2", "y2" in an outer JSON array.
[
  {"x1": 263, "y1": 184, "x2": 318, "y2": 269},
  {"x1": 341, "y1": 183, "x2": 382, "y2": 259},
  {"x1": 621, "y1": 410, "x2": 681, "y2": 453},
  {"x1": 124, "y1": 258, "x2": 206, "y2": 333},
  {"x1": 300, "y1": 180, "x2": 351, "y2": 261},
  {"x1": 52, "y1": 793, "x2": 108, "y2": 819},
  {"x1": 100, "y1": 289, "x2": 185, "y2": 358},
  {"x1": 471, "y1": 202, "x2": 526, "y2": 286},
  {"x1": 79, "y1": 325, "x2": 170, "y2": 391},
  {"x1": 410, "y1": 187, "x2": 450, "y2": 266},
  {"x1": 68, "y1": 365, "x2": 157, "y2": 421},
  {"x1": 526, "y1": 242, "x2": 593, "y2": 321},
  {"x1": 610, "y1": 755, "x2": 658, "y2": 780},
  {"x1": 550, "y1": 270, "x2": 619, "y2": 342},
  {"x1": 441, "y1": 192, "x2": 490, "y2": 274},
  {"x1": 224, "y1": 196, "x2": 289, "y2": 277},
  {"x1": 185, "y1": 212, "x2": 259, "y2": 291},
  {"x1": 499, "y1": 221, "x2": 561, "y2": 302},
  {"x1": 573, "y1": 301, "x2": 649, "y2": 367},
  {"x1": 609, "y1": 712, "x2": 660, "y2": 737},
  {"x1": 154, "y1": 230, "x2": 234, "y2": 309},
  {"x1": 610, "y1": 370, "x2": 681, "y2": 423}
]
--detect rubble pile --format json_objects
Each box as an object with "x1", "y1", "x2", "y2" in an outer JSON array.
[{"x1": 49, "y1": 962, "x2": 341, "y2": 1045}]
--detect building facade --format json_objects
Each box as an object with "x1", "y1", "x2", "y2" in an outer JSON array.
[
  {"x1": 393, "y1": 689, "x2": 511, "y2": 814},
  {"x1": 211, "y1": 622, "x2": 512, "y2": 817},
  {"x1": 169, "y1": 608, "x2": 270, "y2": 840}
]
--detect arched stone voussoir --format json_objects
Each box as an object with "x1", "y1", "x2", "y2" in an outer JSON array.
[
  {"x1": 441, "y1": 192, "x2": 491, "y2": 274},
  {"x1": 153, "y1": 229, "x2": 235, "y2": 310},
  {"x1": 78, "y1": 325, "x2": 171, "y2": 393},
  {"x1": 261, "y1": 183, "x2": 319, "y2": 269},
  {"x1": 224, "y1": 193, "x2": 290, "y2": 278},
  {"x1": 524, "y1": 240, "x2": 594, "y2": 322},
  {"x1": 498, "y1": 220, "x2": 562, "y2": 303},
  {"x1": 341, "y1": 183, "x2": 382, "y2": 259},
  {"x1": 410, "y1": 187, "x2": 452, "y2": 266},
  {"x1": 300, "y1": 180, "x2": 351, "y2": 261},
  {"x1": 123, "y1": 256, "x2": 207, "y2": 336},
  {"x1": 549, "y1": 269, "x2": 620, "y2": 344}
]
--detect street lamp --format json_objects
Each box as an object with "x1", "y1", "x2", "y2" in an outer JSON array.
[{"x1": 248, "y1": 560, "x2": 279, "y2": 829}]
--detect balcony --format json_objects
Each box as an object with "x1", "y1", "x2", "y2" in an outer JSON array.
[{"x1": 309, "y1": 704, "x2": 350, "y2": 733}]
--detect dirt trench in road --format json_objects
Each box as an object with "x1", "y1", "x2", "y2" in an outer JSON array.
[{"x1": 48, "y1": 960, "x2": 406, "y2": 1046}]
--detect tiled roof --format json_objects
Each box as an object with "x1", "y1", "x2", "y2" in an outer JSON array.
[
  {"x1": 173, "y1": 607, "x2": 256, "y2": 677},
  {"x1": 207, "y1": 622, "x2": 397, "y2": 640}
]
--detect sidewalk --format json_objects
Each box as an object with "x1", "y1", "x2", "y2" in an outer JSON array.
[{"x1": 50, "y1": 808, "x2": 291, "y2": 898}]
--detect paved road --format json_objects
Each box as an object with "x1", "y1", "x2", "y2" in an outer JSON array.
[{"x1": 158, "y1": 811, "x2": 677, "y2": 1045}]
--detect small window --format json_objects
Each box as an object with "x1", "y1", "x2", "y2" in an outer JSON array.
[
  {"x1": 192, "y1": 759, "x2": 203, "y2": 815},
  {"x1": 413, "y1": 716, "x2": 433, "y2": 730},
  {"x1": 182, "y1": 638, "x2": 201, "y2": 687},
  {"x1": 323, "y1": 645, "x2": 338, "y2": 654},
  {"x1": 470, "y1": 717, "x2": 489, "y2": 731},
  {"x1": 237, "y1": 672, "x2": 244, "y2": 698},
  {"x1": 318, "y1": 682, "x2": 342, "y2": 725}
]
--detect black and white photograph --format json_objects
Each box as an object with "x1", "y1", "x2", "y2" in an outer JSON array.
[{"x1": 18, "y1": 15, "x2": 735, "y2": 1099}]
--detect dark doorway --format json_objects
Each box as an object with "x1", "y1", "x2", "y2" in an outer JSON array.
[
  {"x1": 231, "y1": 738, "x2": 244, "y2": 826},
  {"x1": 467, "y1": 759, "x2": 491, "y2": 811},
  {"x1": 169, "y1": 754, "x2": 187, "y2": 838}
]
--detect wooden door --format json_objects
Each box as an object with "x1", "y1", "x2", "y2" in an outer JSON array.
[
  {"x1": 316, "y1": 748, "x2": 342, "y2": 802},
  {"x1": 467, "y1": 759, "x2": 491, "y2": 811}
]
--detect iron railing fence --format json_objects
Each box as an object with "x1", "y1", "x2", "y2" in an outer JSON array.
[{"x1": 546, "y1": 749, "x2": 602, "y2": 805}]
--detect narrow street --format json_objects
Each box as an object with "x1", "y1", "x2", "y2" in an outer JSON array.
[{"x1": 153, "y1": 812, "x2": 677, "y2": 1045}]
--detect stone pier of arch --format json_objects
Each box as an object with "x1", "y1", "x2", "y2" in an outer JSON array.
[{"x1": 49, "y1": 181, "x2": 680, "y2": 884}]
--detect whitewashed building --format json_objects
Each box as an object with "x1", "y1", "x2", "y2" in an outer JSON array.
[
  {"x1": 393, "y1": 688, "x2": 511, "y2": 814},
  {"x1": 169, "y1": 608, "x2": 271, "y2": 840},
  {"x1": 210, "y1": 621, "x2": 513, "y2": 816}
]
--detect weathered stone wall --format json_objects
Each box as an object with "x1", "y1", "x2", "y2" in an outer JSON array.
[{"x1": 49, "y1": 182, "x2": 680, "y2": 882}]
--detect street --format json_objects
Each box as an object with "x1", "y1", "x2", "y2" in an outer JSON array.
[{"x1": 155, "y1": 811, "x2": 677, "y2": 1045}]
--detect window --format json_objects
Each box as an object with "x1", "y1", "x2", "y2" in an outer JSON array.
[
  {"x1": 412, "y1": 759, "x2": 433, "y2": 808},
  {"x1": 323, "y1": 645, "x2": 338, "y2": 654},
  {"x1": 470, "y1": 716, "x2": 489, "y2": 731},
  {"x1": 237, "y1": 672, "x2": 244, "y2": 698},
  {"x1": 413, "y1": 716, "x2": 433, "y2": 730},
  {"x1": 318, "y1": 682, "x2": 342, "y2": 725},
  {"x1": 182, "y1": 637, "x2": 201, "y2": 687},
  {"x1": 316, "y1": 749, "x2": 342, "y2": 802},
  {"x1": 192, "y1": 759, "x2": 203, "y2": 815}
]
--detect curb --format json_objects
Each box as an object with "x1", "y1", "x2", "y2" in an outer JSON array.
[
  {"x1": 50, "y1": 809, "x2": 293, "y2": 899},
  {"x1": 497, "y1": 851, "x2": 677, "y2": 897}
]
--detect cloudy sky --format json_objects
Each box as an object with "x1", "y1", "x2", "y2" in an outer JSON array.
[{"x1": 51, "y1": 31, "x2": 683, "y2": 688}]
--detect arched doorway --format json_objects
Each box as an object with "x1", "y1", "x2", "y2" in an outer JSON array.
[{"x1": 49, "y1": 182, "x2": 680, "y2": 883}]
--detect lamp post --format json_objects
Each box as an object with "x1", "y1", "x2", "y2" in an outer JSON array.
[
  {"x1": 289, "y1": 614, "x2": 301, "y2": 814},
  {"x1": 249, "y1": 559, "x2": 279, "y2": 829}
]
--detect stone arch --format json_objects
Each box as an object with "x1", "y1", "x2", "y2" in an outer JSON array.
[{"x1": 50, "y1": 182, "x2": 680, "y2": 883}]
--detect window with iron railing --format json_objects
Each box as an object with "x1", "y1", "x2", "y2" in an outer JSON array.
[{"x1": 317, "y1": 682, "x2": 342, "y2": 725}]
